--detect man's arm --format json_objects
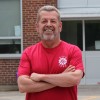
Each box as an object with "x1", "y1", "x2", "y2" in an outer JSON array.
[
  {"x1": 30, "y1": 65, "x2": 83, "y2": 87},
  {"x1": 17, "y1": 75, "x2": 55, "y2": 93},
  {"x1": 40, "y1": 70, "x2": 83, "y2": 87}
]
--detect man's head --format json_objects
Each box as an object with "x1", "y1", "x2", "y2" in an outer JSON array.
[
  {"x1": 36, "y1": 5, "x2": 61, "y2": 22},
  {"x1": 36, "y1": 5, "x2": 62, "y2": 41}
]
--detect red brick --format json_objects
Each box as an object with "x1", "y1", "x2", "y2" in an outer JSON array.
[{"x1": 0, "y1": 0, "x2": 57, "y2": 86}]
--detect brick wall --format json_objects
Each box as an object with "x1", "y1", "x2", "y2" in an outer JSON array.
[
  {"x1": 23, "y1": 0, "x2": 57, "y2": 49},
  {"x1": 0, "y1": 0, "x2": 57, "y2": 88},
  {"x1": 0, "y1": 59, "x2": 19, "y2": 85}
]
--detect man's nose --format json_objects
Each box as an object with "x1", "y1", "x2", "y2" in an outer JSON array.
[{"x1": 46, "y1": 21, "x2": 51, "y2": 26}]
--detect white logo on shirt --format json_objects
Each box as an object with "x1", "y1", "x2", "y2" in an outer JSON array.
[{"x1": 58, "y1": 56, "x2": 67, "y2": 67}]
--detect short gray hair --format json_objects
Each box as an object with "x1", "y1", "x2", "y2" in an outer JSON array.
[{"x1": 36, "y1": 5, "x2": 61, "y2": 22}]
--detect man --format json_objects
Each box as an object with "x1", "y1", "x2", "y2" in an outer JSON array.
[{"x1": 17, "y1": 5, "x2": 84, "y2": 100}]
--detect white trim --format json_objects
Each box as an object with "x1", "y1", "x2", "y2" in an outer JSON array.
[
  {"x1": 0, "y1": 54, "x2": 21, "y2": 59},
  {"x1": 0, "y1": 36, "x2": 21, "y2": 39},
  {"x1": 20, "y1": 0, "x2": 23, "y2": 53},
  {"x1": 0, "y1": 0, "x2": 23, "y2": 58},
  {"x1": 60, "y1": 7, "x2": 100, "y2": 19},
  {"x1": 82, "y1": 20, "x2": 86, "y2": 84},
  {"x1": 61, "y1": 14, "x2": 100, "y2": 20}
]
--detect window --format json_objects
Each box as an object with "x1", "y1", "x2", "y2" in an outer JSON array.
[
  {"x1": 61, "y1": 21, "x2": 83, "y2": 50},
  {"x1": 85, "y1": 20, "x2": 100, "y2": 51},
  {"x1": 0, "y1": 0, "x2": 22, "y2": 57}
]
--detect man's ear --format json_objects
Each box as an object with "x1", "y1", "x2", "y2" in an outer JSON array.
[{"x1": 59, "y1": 21, "x2": 62, "y2": 32}]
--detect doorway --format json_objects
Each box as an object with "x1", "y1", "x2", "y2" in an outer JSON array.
[{"x1": 61, "y1": 20, "x2": 100, "y2": 85}]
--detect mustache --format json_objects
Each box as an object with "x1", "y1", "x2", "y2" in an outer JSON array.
[{"x1": 43, "y1": 26, "x2": 54, "y2": 31}]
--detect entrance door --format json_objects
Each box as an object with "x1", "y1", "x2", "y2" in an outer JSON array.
[
  {"x1": 85, "y1": 20, "x2": 100, "y2": 84},
  {"x1": 61, "y1": 20, "x2": 100, "y2": 85},
  {"x1": 61, "y1": 20, "x2": 85, "y2": 84}
]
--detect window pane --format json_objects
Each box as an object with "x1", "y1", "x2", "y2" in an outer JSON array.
[
  {"x1": 61, "y1": 21, "x2": 83, "y2": 50},
  {"x1": 0, "y1": 0, "x2": 20, "y2": 36},
  {"x1": 0, "y1": 39, "x2": 21, "y2": 54},
  {"x1": 85, "y1": 20, "x2": 100, "y2": 51},
  {"x1": 0, "y1": 0, "x2": 21, "y2": 54}
]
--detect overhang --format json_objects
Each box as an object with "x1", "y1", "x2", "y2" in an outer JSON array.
[{"x1": 59, "y1": 7, "x2": 100, "y2": 20}]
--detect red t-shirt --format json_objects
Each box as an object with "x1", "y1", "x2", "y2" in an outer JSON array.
[{"x1": 18, "y1": 41, "x2": 84, "y2": 100}]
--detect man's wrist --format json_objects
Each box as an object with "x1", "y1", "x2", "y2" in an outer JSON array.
[{"x1": 40, "y1": 74, "x2": 46, "y2": 81}]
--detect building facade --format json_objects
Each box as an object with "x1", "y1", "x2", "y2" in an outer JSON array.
[
  {"x1": 0, "y1": 0, "x2": 57, "y2": 90},
  {"x1": 0, "y1": 0, "x2": 100, "y2": 90},
  {"x1": 58, "y1": 0, "x2": 100, "y2": 85}
]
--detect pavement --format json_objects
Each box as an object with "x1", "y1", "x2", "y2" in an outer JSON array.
[
  {"x1": 78, "y1": 85, "x2": 100, "y2": 100},
  {"x1": 0, "y1": 85, "x2": 100, "y2": 100}
]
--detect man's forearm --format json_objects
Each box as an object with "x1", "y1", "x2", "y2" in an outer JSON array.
[
  {"x1": 18, "y1": 75, "x2": 55, "y2": 93},
  {"x1": 41, "y1": 70, "x2": 83, "y2": 87},
  {"x1": 31, "y1": 70, "x2": 83, "y2": 87},
  {"x1": 30, "y1": 65, "x2": 83, "y2": 87},
  {"x1": 40, "y1": 73, "x2": 76, "y2": 87}
]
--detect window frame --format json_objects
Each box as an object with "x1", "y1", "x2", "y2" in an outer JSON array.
[{"x1": 0, "y1": 0, "x2": 23, "y2": 59}]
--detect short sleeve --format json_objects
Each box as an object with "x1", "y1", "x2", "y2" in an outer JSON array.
[
  {"x1": 69, "y1": 46, "x2": 84, "y2": 72},
  {"x1": 18, "y1": 49, "x2": 31, "y2": 76}
]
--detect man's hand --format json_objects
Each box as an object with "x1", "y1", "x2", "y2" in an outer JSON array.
[
  {"x1": 63, "y1": 65, "x2": 75, "y2": 73},
  {"x1": 30, "y1": 73, "x2": 44, "y2": 82}
]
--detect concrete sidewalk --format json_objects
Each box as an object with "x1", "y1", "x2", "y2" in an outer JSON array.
[
  {"x1": 78, "y1": 85, "x2": 100, "y2": 100},
  {"x1": 0, "y1": 85, "x2": 100, "y2": 100},
  {"x1": 0, "y1": 91, "x2": 25, "y2": 100}
]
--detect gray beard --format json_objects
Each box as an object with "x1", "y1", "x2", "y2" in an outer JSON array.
[{"x1": 40, "y1": 34, "x2": 55, "y2": 41}]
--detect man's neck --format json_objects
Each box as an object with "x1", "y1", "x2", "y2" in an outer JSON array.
[{"x1": 41, "y1": 39, "x2": 61, "y2": 48}]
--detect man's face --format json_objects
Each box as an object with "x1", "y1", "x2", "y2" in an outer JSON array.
[{"x1": 36, "y1": 11, "x2": 62, "y2": 41}]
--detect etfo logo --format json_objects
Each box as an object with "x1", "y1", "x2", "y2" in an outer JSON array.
[{"x1": 58, "y1": 56, "x2": 67, "y2": 67}]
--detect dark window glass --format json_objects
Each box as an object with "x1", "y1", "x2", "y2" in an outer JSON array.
[
  {"x1": 61, "y1": 21, "x2": 83, "y2": 50},
  {"x1": 85, "y1": 20, "x2": 100, "y2": 51}
]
